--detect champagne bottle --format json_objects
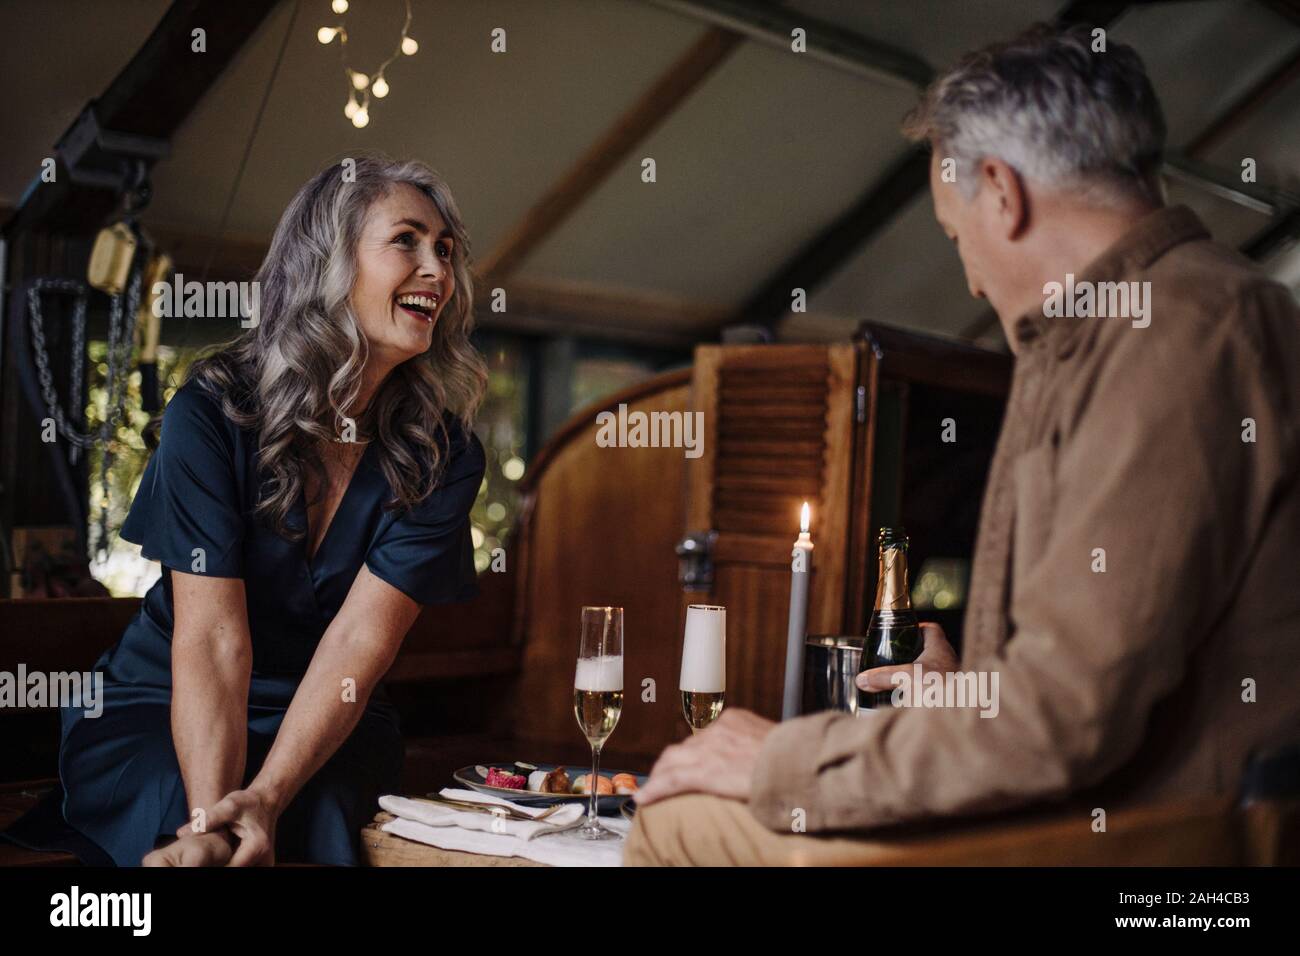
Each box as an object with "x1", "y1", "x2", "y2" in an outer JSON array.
[{"x1": 857, "y1": 527, "x2": 921, "y2": 711}]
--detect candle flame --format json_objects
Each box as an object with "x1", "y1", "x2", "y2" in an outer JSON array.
[{"x1": 800, "y1": 501, "x2": 811, "y2": 533}]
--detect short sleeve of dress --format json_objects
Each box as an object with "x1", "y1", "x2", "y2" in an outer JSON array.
[
  {"x1": 365, "y1": 420, "x2": 486, "y2": 606},
  {"x1": 120, "y1": 381, "x2": 246, "y2": 578}
]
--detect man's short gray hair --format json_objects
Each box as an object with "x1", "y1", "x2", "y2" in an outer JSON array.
[{"x1": 903, "y1": 24, "x2": 1166, "y2": 205}]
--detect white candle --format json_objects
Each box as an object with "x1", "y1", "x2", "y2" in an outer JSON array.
[
  {"x1": 782, "y1": 502, "x2": 813, "y2": 720},
  {"x1": 680, "y1": 606, "x2": 726, "y2": 694}
]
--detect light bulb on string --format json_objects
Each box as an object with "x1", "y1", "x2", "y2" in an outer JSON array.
[{"x1": 326, "y1": 0, "x2": 414, "y2": 127}]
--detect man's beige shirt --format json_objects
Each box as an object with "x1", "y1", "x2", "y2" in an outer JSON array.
[{"x1": 751, "y1": 205, "x2": 1300, "y2": 832}]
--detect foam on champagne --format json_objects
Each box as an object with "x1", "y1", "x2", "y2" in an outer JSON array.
[{"x1": 575, "y1": 655, "x2": 623, "y2": 691}]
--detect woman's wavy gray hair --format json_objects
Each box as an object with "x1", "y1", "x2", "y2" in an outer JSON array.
[
  {"x1": 182, "y1": 154, "x2": 488, "y2": 540},
  {"x1": 902, "y1": 24, "x2": 1167, "y2": 206}
]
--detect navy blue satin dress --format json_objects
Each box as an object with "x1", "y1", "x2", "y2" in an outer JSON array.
[{"x1": 12, "y1": 378, "x2": 484, "y2": 866}]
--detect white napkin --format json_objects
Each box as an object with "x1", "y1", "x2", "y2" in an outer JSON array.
[
  {"x1": 380, "y1": 791, "x2": 584, "y2": 841},
  {"x1": 378, "y1": 789, "x2": 632, "y2": 867}
]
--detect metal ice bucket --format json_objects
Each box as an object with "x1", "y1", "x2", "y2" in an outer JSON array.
[{"x1": 802, "y1": 635, "x2": 865, "y2": 715}]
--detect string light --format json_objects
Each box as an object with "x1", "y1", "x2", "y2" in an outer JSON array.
[{"x1": 316, "y1": 0, "x2": 417, "y2": 129}]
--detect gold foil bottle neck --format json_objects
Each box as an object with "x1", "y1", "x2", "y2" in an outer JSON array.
[{"x1": 873, "y1": 529, "x2": 911, "y2": 611}]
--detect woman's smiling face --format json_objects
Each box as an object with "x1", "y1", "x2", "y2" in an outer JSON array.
[{"x1": 350, "y1": 181, "x2": 455, "y2": 367}]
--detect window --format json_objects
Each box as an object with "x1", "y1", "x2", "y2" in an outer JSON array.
[
  {"x1": 469, "y1": 335, "x2": 531, "y2": 573},
  {"x1": 571, "y1": 341, "x2": 688, "y2": 422},
  {"x1": 87, "y1": 342, "x2": 201, "y2": 597}
]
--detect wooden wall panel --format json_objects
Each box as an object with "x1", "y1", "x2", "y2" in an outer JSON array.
[
  {"x1": 708, "y1": 564, "x2": 794, "y2": 720},
  {"x1": 512, "y1": 374, "x2": 693, "y2": 763}
]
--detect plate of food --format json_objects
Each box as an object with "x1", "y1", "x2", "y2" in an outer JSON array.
[{"x1": 451, "y1": 762, "x2": 644, "y2": 813}]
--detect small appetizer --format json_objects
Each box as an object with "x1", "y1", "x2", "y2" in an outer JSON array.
[
  {"x1": 611, "y1": 773, "x2": 640, "y2": 795},
  {"x1": 571, "y1": 773, "x2": 614, "y2": 795},
  {"x1": 543, "y1": 767, "x2": 571, "y2": 793},
  {"x1": 485, "y1": 766, "x2": 527, "y2": 790}
]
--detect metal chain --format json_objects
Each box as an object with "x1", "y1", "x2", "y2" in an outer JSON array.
[
  {"x1": 69, "y1": 294, "x2": 85, "y2": 465},
  {"x1": 27, "y1": 270, "x2": 143, "y2": 562},
  {"x1": 97, "y1": 269, "x2": 142, "y2": 561},
  {"x1": 28, "y1": 279, "x2": 90, "y2": 446}
]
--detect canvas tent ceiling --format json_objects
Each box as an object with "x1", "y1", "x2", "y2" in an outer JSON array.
[{"x1": 2, "y1": 0, "x2": 1298, "y2": 350}]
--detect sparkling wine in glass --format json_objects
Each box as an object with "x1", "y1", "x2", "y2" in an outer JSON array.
[
  {"x1": 573, "y1": 606, "x2": 624, "y2": 841},
  {"x1": 679, "y1": 604, "x2": 725, "y2": 733}
]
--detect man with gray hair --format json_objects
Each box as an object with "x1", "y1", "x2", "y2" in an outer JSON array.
[{"x1": 626, "y1": 24, "x2": 1300, "y2": 865}]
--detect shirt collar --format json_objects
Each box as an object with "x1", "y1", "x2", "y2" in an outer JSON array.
[{"x1": 1011, "y1": 204, "x2": 1212, "y2": 358}]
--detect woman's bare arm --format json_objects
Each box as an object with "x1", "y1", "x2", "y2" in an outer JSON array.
[
  {"x1": 242, "y1": 564, "x2": 420, "y2": 821},
  {"x1": 170, "y1": 570, "x2": 252, "y2": 830}
]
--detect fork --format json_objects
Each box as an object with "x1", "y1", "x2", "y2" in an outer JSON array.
[{"x1": 419, "y1": 794, "x2": 567, "y2": 822}]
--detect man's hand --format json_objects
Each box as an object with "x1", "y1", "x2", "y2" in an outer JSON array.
[
  {"x1": 142, "y1": 830, "x2": 236, "y2": 867},
  {"x1": 855, "y1": 622, "x2": 959, "y2": 694},
  {"x1": 176, "y1": 787, "x2": 279, "y2": 866},
  {"x1": 636, "y1": 708, "x2": 776, "y2": 807}
]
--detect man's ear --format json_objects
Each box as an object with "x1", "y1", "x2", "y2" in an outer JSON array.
[{"x1": 979, "y1": 158, "x2": 1029, "y2": 240}]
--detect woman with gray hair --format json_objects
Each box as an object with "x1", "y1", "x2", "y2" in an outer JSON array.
[{"x1": 30, "y1": 155, "x2": 488, "y2": 866}]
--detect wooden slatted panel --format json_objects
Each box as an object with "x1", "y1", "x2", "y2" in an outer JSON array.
[
  {"x1": 686, "y1": 344, "x2": 859, "y2": 719},
  {"x1": 713, "y1": 355, "x2": 830, "y2": 539}
]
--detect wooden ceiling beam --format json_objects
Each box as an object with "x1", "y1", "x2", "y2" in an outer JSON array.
[
  {"x1": 139, "y1": 223, "x2": 722, "y2": 349},
  {"x1": 642, "y1": 0, "x2": 933, "y2": 90},
  {"x1": 738, "y1": 1, "x2": 1140, "y2": 335},
  {"x1": 1184, "y1": 46, "x2": 1300, "y2": 158},
  {"x1": 1256, "y1": 0, "x2": 1300, "y2": 30},
  {"x1": 1243, "y1": 207, "x2": 1300, "y2": 261},
  {"x1": 91, "y1": 0, "x2": 280, "y2": 138},
  {"x1": 2, "y1": 0, "x2": 279, "y2": 238},
  {"x1": 475, "y1": 25, "x2": 744, "y2": 283},
  {"x1": 482, "y1": 275, "x2": 727, "y2": 345},
  {"x1": 958, "y1": 311, "x2": 1001, "y2": 344},
  {"x1": 740, "y1": 146, "x2": 931, "y2": 330}
]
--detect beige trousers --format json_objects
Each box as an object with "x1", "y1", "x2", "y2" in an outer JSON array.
[{"x1": 623, "y1": 793, "x2": 919, "y2": 866}]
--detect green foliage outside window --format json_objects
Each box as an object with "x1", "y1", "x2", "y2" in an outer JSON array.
[
  {"x1": 85, "y1": 342, "x2": 199, "y2": 596},
  {"x1": 469, "y1": 342, "x2": 528, "y2": 573}
]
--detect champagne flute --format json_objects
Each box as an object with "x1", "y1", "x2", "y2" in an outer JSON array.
[
  {"x1": 680, "y1": 604, "x2": 725, "y2": 733},
  {"x1": 573, "y1": 606, "x2": 624, "y2": 841}
]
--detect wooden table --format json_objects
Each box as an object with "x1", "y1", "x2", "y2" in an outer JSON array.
[{"x1": 362, "y1": 796, "x2": 1300, "y2": 867}]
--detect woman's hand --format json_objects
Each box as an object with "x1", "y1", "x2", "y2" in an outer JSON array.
[
  {"x1": 177, "y1": 787, "x2": 279, "y2": 866},
  {"x1": 142, "y1": 830, "x2": 236, "y2": 867},
  {"x1": 855, "y1": 621, "x2": 960, "y2": 694}
]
